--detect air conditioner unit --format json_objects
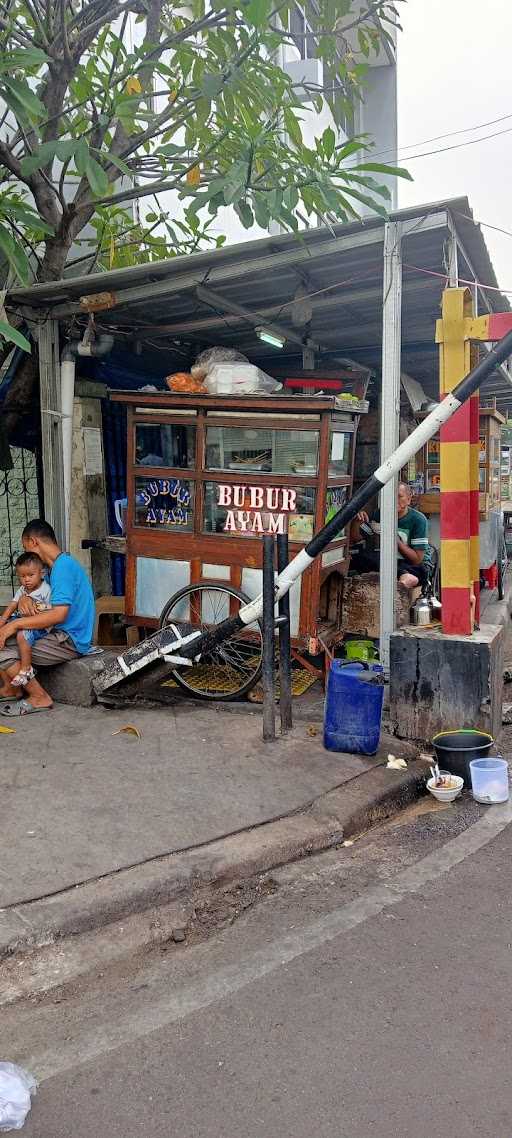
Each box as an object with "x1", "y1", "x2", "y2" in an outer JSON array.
[{"x1": 283, "y1": 57, "x2": 323, "y2": 102}]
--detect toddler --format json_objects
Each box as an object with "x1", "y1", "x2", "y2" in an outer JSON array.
[{"x1": 0, "y1": 552, "x2": 52, "y2": 687}]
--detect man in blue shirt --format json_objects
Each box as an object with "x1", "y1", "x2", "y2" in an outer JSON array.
[{"x1": 0, "y1": 519, "x2": 95, "y2": 716}]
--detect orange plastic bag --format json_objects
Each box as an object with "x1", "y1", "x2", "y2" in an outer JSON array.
[{"x1": 165, "y1": 372, "x2": 206, "y2": 394}]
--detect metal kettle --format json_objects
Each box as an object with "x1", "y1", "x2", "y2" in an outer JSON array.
[{"x1": 411, "y1": 593, "x2": 433, "y2": 626}]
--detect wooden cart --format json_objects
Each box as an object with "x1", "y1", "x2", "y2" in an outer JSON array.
[{"x1": 111, "y1": 390, "x2": 366, "y2": 698}]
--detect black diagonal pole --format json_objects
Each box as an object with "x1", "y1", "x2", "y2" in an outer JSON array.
[{"x1": 94, "y1": 328, "x2": 512, "y2": 694}]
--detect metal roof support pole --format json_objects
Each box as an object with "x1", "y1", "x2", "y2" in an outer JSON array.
[
  {"x1": 379, "y1": 221, "x2": 403, "y2": 673},
  {"x1": 38, "y1": 317, "x2": 66, "y2": 546},
  {"x1": 446, "y1": 218, "x2": 459, "y2": 288}
]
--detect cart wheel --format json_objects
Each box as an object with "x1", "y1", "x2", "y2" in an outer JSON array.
[
  {"x1": 158, "y1": 582, "x2": 263, "y2": 701},
  {"x1": 497, "y1": 529, "x2": 508, "y2": 601}
]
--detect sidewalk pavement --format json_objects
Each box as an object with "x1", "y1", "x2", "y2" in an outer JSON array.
[
  {"x1": 479, "y1": 571, "x2": 512, "y2": 628},
  {"x1": 0, "y1": 698, "x2": 421, "y2": 958}
]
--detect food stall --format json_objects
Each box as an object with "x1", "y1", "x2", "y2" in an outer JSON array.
[{"x1": 110, "y1": 388, "x2": 367, "y2": 695}]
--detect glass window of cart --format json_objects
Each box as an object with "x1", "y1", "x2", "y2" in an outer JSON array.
[
  {"x1": 135, "y1": 423, "x2": 195, "y2": 468},
  {"x1": 329, "y1": 430, "x2": 352, "y2": 476},
  {"x1": 203, "y1": 482, "x2": 316, "y2": 541},
  {"x1": 205, "y1": 427, "x2": 319, "y2": 475},
  {"x1": 325, "y1": 486, "x2": 347, "y2": 542},
  {"x1": 135, "y1": 476, "x2": 194, "y2": 531}
]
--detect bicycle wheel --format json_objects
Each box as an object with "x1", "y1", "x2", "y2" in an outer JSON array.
[
  {"x1": 158, "y1": 582, "x2": 263, "y2": 700},
  {"x1": 497, "y1": 529, "x2": 508, "y2": 601}
]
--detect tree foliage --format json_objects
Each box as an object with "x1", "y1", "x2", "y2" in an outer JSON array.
[{"x1": 0, "y1": 0, "x2": 409, "y2": 316}]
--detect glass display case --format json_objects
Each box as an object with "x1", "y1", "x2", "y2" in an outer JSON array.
[{"x1": 112, "y1": 391, "x2": 366, "y2": 654}]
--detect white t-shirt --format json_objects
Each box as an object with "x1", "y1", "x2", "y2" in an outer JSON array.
[{"x1": 13, "y1": 581, "x2": 51, "y2": 611}]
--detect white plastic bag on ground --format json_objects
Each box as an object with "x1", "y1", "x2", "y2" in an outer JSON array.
[{"x1": 0, "y1": 1063, "x2": 37, "y2": 1131}]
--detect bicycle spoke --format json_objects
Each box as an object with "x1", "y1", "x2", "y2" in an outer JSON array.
[{"x1": 161, "y1": 583, "x2": 263, "y2": 699}]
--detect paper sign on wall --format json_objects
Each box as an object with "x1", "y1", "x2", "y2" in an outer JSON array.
[{"x1": 83, "y1": 427, "x2": 104, "y2": 476}]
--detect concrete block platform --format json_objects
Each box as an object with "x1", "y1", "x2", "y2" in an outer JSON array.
[
  {"x1": 389, "y1": 622, "x2": 504, "y2": 743},
  {"x1": 38, "y1": 649, "x2": 117, "y2": 707}
]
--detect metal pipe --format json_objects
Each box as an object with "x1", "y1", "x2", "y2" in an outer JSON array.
[
  {"x1": 277, "y1": 532, "x2": 293, "y2": 733},
  {"x1": 262, "y1": 534, "x2": 276, "y2": 742},
  {"x1": 60, "y1": 351, "x2": 76, "y2": 549},
  {"x1": 379, "y1": 220, "x2": 402, "y2": 671}
]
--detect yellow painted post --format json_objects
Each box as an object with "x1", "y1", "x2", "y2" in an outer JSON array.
[{"x1": 436, "y1": 288, "x2": 478, "y2": 634}]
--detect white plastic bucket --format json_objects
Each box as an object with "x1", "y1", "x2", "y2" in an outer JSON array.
[{"x1": 470, "y1": 758, "x2": 509, "y2": 804}]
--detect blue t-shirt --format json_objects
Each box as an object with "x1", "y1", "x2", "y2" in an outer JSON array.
[{"x1": 50, "y1": 553, "x2": 95, "y2": 654}]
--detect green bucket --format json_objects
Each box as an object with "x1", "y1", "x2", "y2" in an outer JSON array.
[{"x1": 343, "y1": 639, "x2": 379, "y2": 663}]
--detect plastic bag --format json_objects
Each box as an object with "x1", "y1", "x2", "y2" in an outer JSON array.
[
  {"x1": 165, "y1": 372, "x2": 206, "y2": 394},
  {"x1": 205, "y1": 363, "x2": 282, "y2": 395},
  {"x1": 0, "y1": 1063, "x2": 37, "y2": 1132},
  {"x1": 191, "y1": 346, "x2": 249, "y2": 380}
]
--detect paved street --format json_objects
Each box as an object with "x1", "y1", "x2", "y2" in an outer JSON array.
[{"x1": 3, "y1": 790, "x2": 512, "y2": 1137}]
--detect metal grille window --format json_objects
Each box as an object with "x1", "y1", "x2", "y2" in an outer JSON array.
[{"x1": 0, "y1": 448, "x2": 40, "y2": 596}]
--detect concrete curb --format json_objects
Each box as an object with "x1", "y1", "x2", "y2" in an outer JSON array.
[{"x1": 0, "y1": 760, "x2": 426, "y2": 962}]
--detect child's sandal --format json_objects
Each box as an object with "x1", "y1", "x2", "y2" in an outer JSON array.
[{"x1": 11, "y1": 667, "x2": 36, "y2": 688}]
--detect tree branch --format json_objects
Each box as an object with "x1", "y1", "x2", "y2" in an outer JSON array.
[
  {"x1": 22, "y1": 0, "x2": 50, "y2": 46},
  {"x1": 80, "y1": 127, "x2": 231, "y2": 210}
]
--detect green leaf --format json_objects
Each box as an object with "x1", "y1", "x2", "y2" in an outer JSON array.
[
  {"x1": 357, "y1": 28, "x2": 370, "y2": 58},
  {"x1": 0, "y1": 225, "x2": 31, "y2": 284},
  {"x1": 234, "y1": 200, "x2": 254, "y2": 228},
  {"x1": 1, "y1": 78, "x2": 45, "y2": 120},
  {"x1": 0, "y1": 320, "x2": 31, "y2": 353},
  {"x1": 253, "y1": 192, "x2": 269, "y2": 228},
  {"x1": 157, "y1": 143, "x2": 186, "y2": 156},
  {"x1": 105, "y1": 152, "x2": 133, "y2": 178},
  {"x1": 0, "y1": 47, "x2": 49, "y2": 72},
  {"x1": 283, "y1": 108, "x2": 302, "y2": 148},
  {"x1": 338, "y1": 184, "x2": 389, "y2": 216},
  {"x1": 336, "y1": 137, "x2": 369, "y2": 160},
  {"x1": 354, "y1": 162, "x2": 413, "y2": 182},
  {"x1": 84, "y1": 157, "x2": 110, "y2": 197},
  {"x1": 55, "y1": 139, "x2": 81, "y2": 162},
  {"x1": 244, "y1": 0, "x2": 270, "y2": 26},
  {"x1": 201, "y1": 73, "x2": 224, "y2": 98},
  {"x1": 222, "y1": 160, "x2": 248, "y2": 205},
  {"x1": 74, "y1": 139, "x2": 90, "y2": 176},
  {"x1": 186, "y1": 193, "x2": 209, "y2": 216},
  {"x1": 4, "y1": 202, "x2": 54, "y2": 234},
  {"x1": 322, "y1": 126, "x2": 335, "y2": 160},
  {"x1": 19, "y1": 154, "x2": 45, "y2": 177}
]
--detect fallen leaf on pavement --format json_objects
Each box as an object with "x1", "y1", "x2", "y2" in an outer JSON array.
[
  {"x1": 112, "y1": 724, "x2": 141, "y2": 739},
  {"x1": 0, "y1": 725, "x2": 15, "y2": 734},
  {"x1": 306, "y1": 724, "x2": 318, "y2": 737}
]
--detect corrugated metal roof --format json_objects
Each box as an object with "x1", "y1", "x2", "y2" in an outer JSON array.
[{"x1": 7, "y1": 195, "x2": 512, "y2": 407}]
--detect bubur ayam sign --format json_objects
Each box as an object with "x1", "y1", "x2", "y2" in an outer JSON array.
[
  {"x1": 139, "y1": 478, "x2": 191, "y2": 526},
  {"x1": 139, "y1": 480, "x2": 304, "y2": 535},
  {"x1": 218, "y1": 484, "x2": 296, "y2": 534}
]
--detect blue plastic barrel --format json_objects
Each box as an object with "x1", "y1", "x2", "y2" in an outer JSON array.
[{"x1": 324, "y1": 660, "x2": 384, "y2": 756}]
